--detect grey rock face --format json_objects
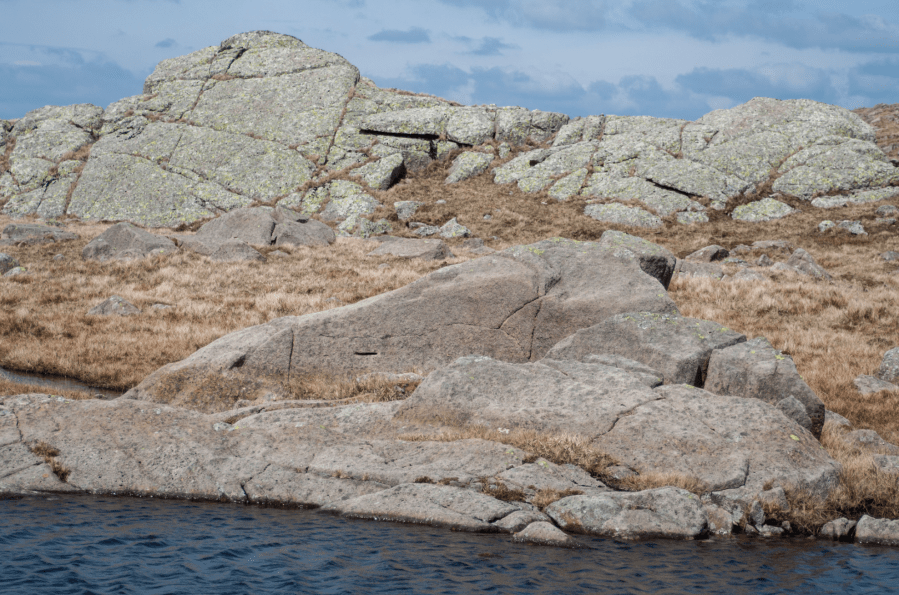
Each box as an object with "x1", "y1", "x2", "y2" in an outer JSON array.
[
  {"x1": 439, "y1": 218, "x2": 471, "y2": 238},
  {"x1": 82, "y1": 222, "x2": 177, "y2": 261},
  {"x1": 353, "y1": 153, "x2": 405, "y2": 190},
  {"x1": 0, "y1": 253, "x2": 20, "y2": 275},
  {"x1": 322, "y1": 483, "x2": 519, "y2": 532},
  {"x1": 878, "y1": 347, "x2": 899, "y2": 384},
  {"x1": 597, "y1": 230, "x2": 677, "y2": 289},
  {"x1": 843, "y1": 429, "x2": 899, "y2": 455},
  {"x1": 731, "y1": 198, "x2": 797, "y2": 222},
  {"x1": 705, "y1": 337, "x2": 825, "y2": 437},
  {"x1": 786, "y1": 249, "x2": 831, "y2": 280},
  {"x1": 545, "y1": 487, "x2": 708, "y2": 540},
  {"x1": 2, "y1": 266, "x2": 27, "y2": 278},
  {"x1": 368, "y1": 238, "x2": 454, "y2": 261},
  {"x1": 393, "y1": 201, "x2": 423, "y2": 221},
  {"x1": 125, "y1": 238, "x2": 678, "y2": 410},
  {"x1": 584, "y1": 203, "x2": 663, "y2": 228},
  {"x1": 855, "y1": 516, "x2": 899, "y2": 546},
  {"x1": 1, "y1": 223, "x2": 78, "y2": 245},
  {"x1": 88, "y1": 296, "x2": 141, "y2": 316},
  {"x1": 209, "y1": 240, "x2": 266, "y2": 262},
  {"x1": 685, "y1": 245, "x2": 728, "y2": 262},
  {"x1": 676, "y1": 261, "x2": 724, "y2": 280},
  {"x1": 184, "y1": 206, "x2": 334, "y2": 255},
  {"x1": 854, "y1": 375, "x2": 899, "y2": 395},
  {"x1": 546, "y1": 312, "x2": 746, "y2": 386}
]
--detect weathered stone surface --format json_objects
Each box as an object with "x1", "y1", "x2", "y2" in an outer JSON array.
[
  {"x1": 705, "y1": 337, "x2": 825, "y2": 437},
  {"x1": 353, "y1": 154, "x2": 405, "y2": 191},
  {"x1": 786, "y1": 248, "x2": 831, "y2": 280},
  {"x1": 565, "y1": 354, "x2": 663, "y2": 388},
  {"x1": 856, "y1": 516, "x2": 899, "y2": 546},
  {"x1": 825, "y1": 410, "x2": 852, "y2": 429},
  {"x1": 445, "y1": 151, "x2": 493, "y2": 184},
  {"x1": 584, "y1": 203, "x2": 662, "y2": 228},
  {"x1": 337, "y1": 216, "x2": 391, "y2": 238},
  {"x1": 368, "y1": 238, "x2": 453, "y2": 261},
  {"x1": 184, "y1": 206, "x2": 334, "y2": 254},
  {"x1": 494, "y1": 510, "x2": 552, "y2": 533},
  {"x1": 873, "y1": 455, "x2": 899, "y2": 475},
  {"x1": 2, "y1": 266, "x2": 27, "y2": 278},
  {"x1": 318, "y1": 181, "x2": 381, "y2": 222},
  {"x1": 439, "y1": 218, "x2": 471, "y2": 239},
  {"x1": 393, "y1": 201, "x2": 423, "y2": 221},
  {"x1": 582, "y1": 174, "x2": 704, "y2": 216},
  {"x1": 125, "y1": 238, "x2": 678, "y2": 410},
  {"x1": 512, "y1": 522, "x2": 581, "y2": 547},
  {"x1": 322, "y1": 483, "x2": 518, "y2": 532},
  {"x1": 843, "y1": 429, "x2": 899, "y2": 456},
  {"x1": 597, "y1": 230, "x2": 676, "y2": 289},
  {"x1": 1, "y1": 223, "x2": 78, "y2": 245},
  {"x1": 704, "y1": 503, "x2": 736, "y2": 535},
  {"x1": 676, "y1": 261, "x2": 724, "y2": 280},
  {"x1": 820, "y1": 517, "x2": 857, "y2": 541},
  {"x1": 0, "y1": 253, "x2": 19, "y2": 275},
  {"x1": 82, "y1": 222, "x2": 176, "y2": 261},
  {"x1": 731, "y1": 198, "x2": 797, "y2": 222},
  {"x1": 686, "y1": 245, "x2": 728, "y2": 262},
  {"x1": 209, "y1": 240, "x2": 266, "y2": 262},
  {"x1": 87, "y1": 296, "x2": 141, "y2": 316},
  {"x1": 878, "y1": 347, "x2": 899, "y2": 384},
  {"x1": 546, "y1": 312, "x2": 746, "y2": 386},
  {"x1": 545, "y1": 487, "x2": 708, "y2": 540},
  {"x1": 854, "y1": 375, "x2": 899, "y2": 395},
  {"x1": 773, "y1": 139, "x2": 899, "y2": 198}
]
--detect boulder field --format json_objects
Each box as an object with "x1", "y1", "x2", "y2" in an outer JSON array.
[{"x1": 2, "y1": 30, "x2": 899, "y2": 547}]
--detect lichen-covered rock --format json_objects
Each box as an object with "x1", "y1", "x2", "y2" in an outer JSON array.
[
  {"x1": 0, "y1": 253, "x2": 20, "y2": 275},
  {"x1": 318, "y1": 181, "x2": 381, "y2": 221},
  {"x1": 337, "y1": 216, "x2": 391, "y2": 238},
  {"x1": 582, "y1": 173, "x2": 704, "y2": 216},
  {"x1": 82, "y1": 222, "x2": 176, "y2": 261},
  {"x1": 353, "y1": 154, "x2": 405, "y2": 190},
  {"x1": 439, "y1": 218, "x2": 471, "y2": 238},
  {"x1": 731, "y1": 198, "x2": 797, "y2": 222},
  {"x1": 88, "y1": 296, "x2": 141, "y2": 316},
  {"x1": 584, "y1": 202, "x2": 662, "y2": 228},
  {"x1": 445, "y1": 151, "x2": 493, "y2": 184},
  {"x1": 878, "y1": 347, "x2": 899, "y2": 384},
  {"x1": 548, "y1": 168, "x2": 588, "y2": 201},
  {"x1": 393, "y1": 201, "x2": 423, "y2": 221},
  {"x1": 676, "y1": 211, "x2": 709, "y2": 225},
  {"x1": 597, "y1": 230, "x2": 677, "y2": 289}
]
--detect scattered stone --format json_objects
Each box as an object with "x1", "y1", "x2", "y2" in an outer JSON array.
[
  {"x1": 786, "y1": 248, "x2": 831, "y2": 280},
  {"x1": 2, "y1": 266, "x2": 27, "y2": 278},
  {"x1": 838, "y1": 220, "x2": 867, "y2": 235},
  {"x1": 811, "y1": 196, "x2": 849, "y2": 209},
  {"x1": 512, "y1": 522, "x2": 581, "y2": 548},
  {"x1": 704, "y1": 504, "x2": 736, "y2": 535},
  {"x1": 752, "y1": 240, "x2": 793, "y2": 252},
  {"x1": 0, "y1": 253, "x2": 19, "y2": 275},
  {"x1": 756, "y1": 254, "x2": 774, "y2": 267},
  {"x1": 0, "y1": 223, "x2": 78, "y2": 245},
  {"x1": 88, "y1": 296, "x2": 141, "y2": 317},
  {"x1": 545, "y1": 487, "x2": 708, "y2": 540},
  {"x1": 547, "y1": 312, "x2": 746, "y2": 385},
  {"x1": 685, "y1": 245, "x2": 729, "y2": 262},
  {"x1": 877, "y1": 347, "x2": 899, "y2": 384},
  {"x1": 368, "y1": 238, "x2": 454, "y2": 261},
  {"x1": 494, "y1": 510, "x2": 551, "y2": 533},
  {"x1": 820, "y1": 517, "x2": 857, "y2": 541},
  {"x1": 854, "y1": 375, "x2": 899, "y2": 395},
  {"x1": 439, "y1": 218, "x2": 471, "y2": 239},
  {"x1": 731, "y1": 198, "x2": 797, "y2": 222},
  {"x1": 677, "y1": 261, "x2": 725, "y2": 280},
  {"x1": 825, "y1": 410, "x2": 852, "y2": 429},
  {"x1": 445, "y1": 152, "x2": 493, "y2": 184},
  {"x1": 818, "y1": 220, "x2": 836, "y2": 232},
  {"x1": 82, "y1": 222, "x2": 177, "y2": 262},
  {"x1": 353, "y1": 154, "x2": 405, "y2": 190},
  {"x1": 270, "y1": 250, "x2": 289, "y2": 257},
  {"x1": 394, "y1": 201, "x2": 423, "y2": 221},
  {"x1": 855, "y1": 516, "x2": 899, "y2": 546},
  {"x1": 876, "y1": 205, "x2": 899, "y2": 217},
  {"x1": 705, "y1": 336, "x2": 825, "y2": 437},
  {"x1": 412, "y1": 225, "x2": 439, "y2": 237},
  {"x1": 881, "y1": 251, "x2": 899, "y2": 262}
]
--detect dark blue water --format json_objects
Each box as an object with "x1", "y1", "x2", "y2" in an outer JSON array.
[{"x1": 2, "y1": 496, "x2": 898, "y2": 594}]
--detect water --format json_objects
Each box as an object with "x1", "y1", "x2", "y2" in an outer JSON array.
[
  {"x1": 2, "y1": 496, "x2": 899, "y2": 594},
  {"x1": 0, "y1": 366, "x2": 123, "y2": 400}
]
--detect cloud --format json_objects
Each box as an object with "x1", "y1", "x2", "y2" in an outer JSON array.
[
  {"x1": 628, "y1": 0, "x2": 899, "y2": 53},
  {"x1": 0, "y1": 59, "x2": 144, "y2": 119},
  {"x1": 469, "y1": 37, "x2": 516, "y2": 56},
  {"x1": 155, "y1": 38, "x2": 176, "y2": 48},
  {"x1": 675, "y1": 64, "x2": 841, "y2": 104},
  {"x1": 368, "y1": 27, "x2": 431, "y2": 44},
  {"x1": 438, "y1": 0, "x2": 609, "y2": 31}
]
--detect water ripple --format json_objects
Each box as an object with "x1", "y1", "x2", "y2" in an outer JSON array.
[{"x1": 2, "y1": 496, "x2": 899, "y2": 594}]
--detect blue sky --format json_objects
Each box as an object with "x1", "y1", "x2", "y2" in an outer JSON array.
[{"x1": 1, "y1": 0, "x2": 897, "y2": 120}]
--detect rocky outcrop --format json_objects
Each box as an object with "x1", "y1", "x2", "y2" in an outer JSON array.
[
  {"x1": 124, "y1": 238, "x2": 678, "y2": 411},
  {"x1": 367, "y1": 238, "x2": 454, "y2": 261},
  {"x1": 3, "y1": 32, "x2": 897, "y2": 234},
  {"x1": 87, "y1": 296, "x2": 141, "y2": 317},
  {"x1": 0, "y1": 223, "x2": 78, "y2": 246}
]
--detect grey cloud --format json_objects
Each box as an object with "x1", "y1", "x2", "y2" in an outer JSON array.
[
  {"x1": 628, "y1": 0, "x2": 899, "y2": 53},
  {"x1": 368, "y1": 27, "x2": 431, "y2": 43},
  {"x1": 470, "y1": 37, "x2": 517, "y2": 56},
  {"x1": 155, "y1": 38, "x2": 176, "y2": 48}
]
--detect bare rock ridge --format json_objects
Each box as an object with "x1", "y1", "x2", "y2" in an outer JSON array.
[{"x1": 2, "y1": 30, "x2": 898, "y2": 232}]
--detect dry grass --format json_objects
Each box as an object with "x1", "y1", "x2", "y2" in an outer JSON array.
[
  {"x1": 28, "y1": 440, "x2": 70, "y2": 482},
  {"x1": 854, "y1": 103, "x2": 899, "y2": 161},
  {"x1": 0, "y1": 214, "x2": 469, "y2": 391},
  {"x1": 614, "y1": 471, "x2": 706, "y2": 495},
  {"x1": 480, "y1": 478, "x2": 528, "y2": 503},
  {"x1": 531, "y1": 488, "x2": 584, "y2": 510}
]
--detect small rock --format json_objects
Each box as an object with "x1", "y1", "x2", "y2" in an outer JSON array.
[
  {"x1": 2, "y1": 266, "x2": 27, "y2": 278},
  {"x1": 881, "y1": 251, "x2": 899, "y2": 262},
  {"x1": 704, "y1": 504, "x2": 735, "y2": 535},
  {"x1": 877, "y1": 347, "x2": 899, "y2": 384},
  {"x1": 53, "y1": 254, "x2": 65, "y2": 261},
  {"x1": 209, "y1": 240, "x2": 266, "y2": 262},
  {"x1": 394, "y1": 201, "x2": 423, "y2": 222},
  {"x1": 445, "y1": 152, "x2": 493, "y2": 184},
  {"x1": 498, "y1": 143, "x2": 511, "y2": 158},
  {"x1": 685, "y1": 245, "x2": 729, "y2": 263},
  {"x1": 757, "y1": 487, "x2": 791, "y2": 513},
  {"x1": 461, "y1": 238, "x2": 495, "y2": 255},
  {"x1": 494, "y1": 510, "x2": 551, "y2": 533},
  {"x1": 88, "y1": 296, "x2": 141, "y2": 317},
  {"x1": 729, "y1": 269, "x2": 766, "y2": 282},
  {"x1": 584, "y1": 203, "x2": 662, "y2": 228},
  {"x1": 854, "y1": 375, "x2": 899, "y2": 395},
  {"x1": 786, "y1": 248, "x2": 831, "y2": 280},
  {"x1": 412, "y1": 225, "x2": 439, "y2": 237},
  {"x1": 876, "y1": 205, "x2": 899, "y2": 217},
  {"x1": 759, "y1": 525, "x2": 784, "y2": 537},
  {"x1": 825, "y1": 410, "x2": 852, "y2": 429},
  {"x1": 818, "y1": 220, "x2": 836, "y2": 232},
  {"x1": 436, "y1": 200, "x2": 447, "y2": 205},
  {"x1": 730, "y1": 245, "x2": 752, "y2": 254},
  {"x1": 837, "y1": 220, "x2": 867, "y2": 236},
  {"x1": 0, "y1": 253, "x2": 21, "y2": 275},
  {"x1": 511, "y1": 522, "x2": 581, "y2": 548},
  {"x1": 843, "y1": 429, "x2": 899, "y2": 455},
  {"x1": 751, "y1": 240, "x2": 793, "y2": 251},
  {"x1": 731, "y1": 198, "x2": 796, "y2": 222},
  {"x1": 748, "y1": 500, "x2": 766, "y2": 527},
  {"x1": 439, "y1": 218, "x2": 471, "y2": 239},
  {"x1": 368, "y1": 238, "x2": 454, "y2": 261},
  {"x1": 855, "y1": 516, "x2": 899, "y2": 546},
  {"x1": 819, "y1": 517, "x2": 857, "y2": 541}
]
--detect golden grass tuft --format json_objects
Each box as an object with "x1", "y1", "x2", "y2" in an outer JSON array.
[
  {"x1": 29, "y1": 440, "x2": 70, "y2": 482},
  {"x1": 531, "y1": 488, "x2": 584, "y2": 510},
  {"x1": 614, "y1": 471, "x2": 706, "y2": 495},
  {"x1": 480, "y1": 478, "x2": 527, "y2": 503}
]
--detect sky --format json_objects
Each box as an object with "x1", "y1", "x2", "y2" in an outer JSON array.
[{"x1": 1, "y1": 0, "x2": 898, "y2": 121}]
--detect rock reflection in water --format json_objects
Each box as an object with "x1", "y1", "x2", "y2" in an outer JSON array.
[{"x1": 1, "y1": 495, "x2": 898, "y2": 594}]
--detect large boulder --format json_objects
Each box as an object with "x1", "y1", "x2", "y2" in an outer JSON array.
[
  {"x1": 545, "y1": 312, "x2": 746, "y2": 386},
  {"x1": 705, "y1": 337, "x2": 826, "y2": 438},
  {"x1": 0, "y1": 223, "x2": 78, "y2": 246},
  {"x1": 82, "y1": 222, "x2": 176, "y2": 261},
  {"x1": 396, "y1": 355, "x2": 841, "y2": 498},
  {"x1": 545, "y1": 487, "x2": 708, "y2": 540},
  {"x1": 125, "y1": 238, "x2": 678, "y2": 411}
]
